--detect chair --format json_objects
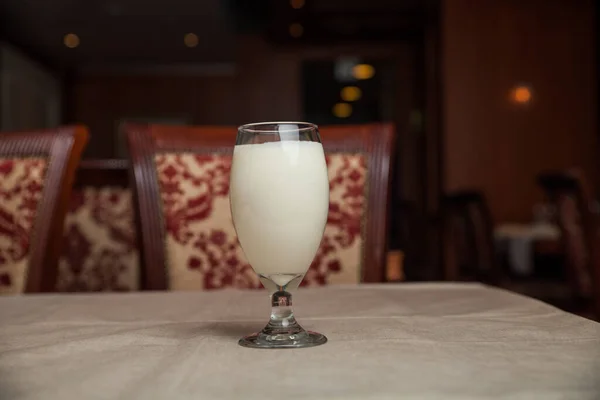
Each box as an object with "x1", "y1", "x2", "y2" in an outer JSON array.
[
  {"x1": 125, "y1": 123, "x2": 393, "y2": 290},
  {"x1": 538, "y1": 170, "x2": 600, "y2": 319},
  {"x1": 443, "y1": 184, "x2": 599, "y2": 320},
  {"x1": 0, "y1": 126, "x2": 88, "y2": 293},
  {"x1": 57, "y1": 160, "x2": 139, "y2": 292},
  {"x1": 440, "y1": 191, "x2": 499, "y2": 282},
  {"x1": 392, "y1": 199, "x2": 439, "y2": 281}
]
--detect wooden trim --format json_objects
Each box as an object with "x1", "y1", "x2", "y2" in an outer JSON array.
[
  {"x1": 73, "y1": 159, "x2": 129, "y2": 189},
  {"x1": 424, "y1": 1, "x2": 444, "y2": 280},
  {"x1": 425, "y1": 4, "x2": 443, "y2": 214},
  {"x1": 126, "y1": 125, "x2": 167, "y2": 290},
  {"x1": 77, "y1": 63, "x2": 236, "y2": 77},
  {"x1": 0, "y1": 125, "x2": 89, "y2": 292}
]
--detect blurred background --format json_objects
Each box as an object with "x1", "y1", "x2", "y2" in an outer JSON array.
[{"x1": 0, "y1": 0, "x2": 598, "y2": 295}]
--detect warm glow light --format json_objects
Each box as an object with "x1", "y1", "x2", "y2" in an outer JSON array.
[
  {"x1": 289, "y1": 23, "x2": 304, "y2": 38},
  {"x1": 511, "y1": 85, "x2": 532, "y2": 104},
  {"x1": 63, "y1": 33, "x2": 80, "y2": 48},
  {"x1": 184, "y1": 33, "x2": 199, "y2": 48},
  {"x1": 290, "y1": 0, "x2": 305, "y2": 9},
  {"x1": 332, "y1": 103, "x2": 352, "y2": 118},
  {"x1": 352, "y1": 64, "x2": 375, "y2": 80},
  {"x1": 340, "y1": 86, "x2": 362, "y2": 102}
]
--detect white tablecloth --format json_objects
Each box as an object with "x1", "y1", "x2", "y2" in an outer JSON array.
[
  {"x1": 1, "y1": 284, "x2": 599, "y2": 399},
  {"x1": 494, "y1": 223, "x2": 561, "y2": 275}
]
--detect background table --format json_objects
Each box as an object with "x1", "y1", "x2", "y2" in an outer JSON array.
[
  {"x1": 1, "y1": 284, "x2": 599, "y2": 399},
  {"x1": 494, "y1": 223, "x2": 561, "y2": 276}
]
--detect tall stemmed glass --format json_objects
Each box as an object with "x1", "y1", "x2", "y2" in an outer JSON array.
[{"x1": 230, "y1": 122, "x2": 329, "y2": 348}]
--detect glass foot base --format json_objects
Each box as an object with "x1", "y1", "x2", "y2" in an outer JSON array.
[
  {"x1": 239, "y1": 330, "x2": 327, "y2": 349},
  {"x1": 240, "y1": 284, "x2": 325, "y2": 349}
]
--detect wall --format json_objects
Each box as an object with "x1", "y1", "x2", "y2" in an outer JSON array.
[
  {"x1": 443, "y1": 0, "x2": 597, "y2": 222},
  {"x1": 67, "y1": 73, "x2": 237, "y2": 157},
  {"x1": 1, "y1": 42, "x2": 61, "y2": 131},
  {"x1": 67, "y1": 36, "x2": 304, "y2": 158},
  {"x1": 68, "y1": 35, "x2": 413, "y2": 159}
]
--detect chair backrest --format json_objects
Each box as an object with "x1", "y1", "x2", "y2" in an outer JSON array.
[
  {"x1": 392, "y1": 199, "x2": 434, "y2": 281},
  {"x1": 125, "y1": 123, "x2": 393, "y2": 290},
  {"x1": 537, "y1": 171, "x2": 598, "y2": 311},
  {"x1": 57, "y1": 160, "x2": 139, "y2": 292},
  {"x1": 0, "y1": 126, "x2": 88, "y2": 293},
  {"x1": 441, "y1": 190, "x2": 497, "y2": 282}
]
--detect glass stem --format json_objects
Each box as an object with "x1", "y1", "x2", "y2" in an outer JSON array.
[{"x1": 266, "y1": 290, "x2": 301, "y2": 333}]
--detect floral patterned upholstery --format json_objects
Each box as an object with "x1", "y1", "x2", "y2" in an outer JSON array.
[
  {"x1": 155, "y1": 153, "x2": 256, "y2": 290},
  {"x1": 57, "y1": 187, "x2": 139, "y2": 292},
  {"x1": 0, "y1": 158, "x2": 48, "y2": 294},
  {"x1": 155, "y1": 152, "x2": 366, "y2": 290},
  {"x1": 303, "y1": 153, "x2": 365, "y2": 286}
]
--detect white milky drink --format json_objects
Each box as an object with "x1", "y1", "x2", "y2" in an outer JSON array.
[{"x1": 229, "y1": 141, "x2": 329, "y2": 284}]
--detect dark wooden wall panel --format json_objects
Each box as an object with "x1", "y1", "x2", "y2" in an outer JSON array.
[{"x1": 443, "y1": 0, "x2": 597, "y2": 223}]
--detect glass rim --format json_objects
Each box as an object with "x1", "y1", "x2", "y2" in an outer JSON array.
[{"x1": 238, "y1": 121, "x2": 318, "y2": 134}]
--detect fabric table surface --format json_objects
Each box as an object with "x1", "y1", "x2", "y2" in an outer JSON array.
[{"x1": 1, "y1": 283, "x2": 599, "y2": 399}]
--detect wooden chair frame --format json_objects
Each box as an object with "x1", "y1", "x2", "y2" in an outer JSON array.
[
  {"x1": 0, "y1": 126, "x2": 89, "y2": 292},
  {"x1": 538, "y1": 171, "x2": 600, "y2": 318}
]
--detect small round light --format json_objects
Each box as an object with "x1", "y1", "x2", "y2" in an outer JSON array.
[
  {"x1": 289, "y1": 23, "x2": 304, "y2": 38},
  {"x1": 511, "y1": 85, "x2": 532, "y2": 104},
  {"x1": 332, "y1": 103, "x2": 352, "y2": 118},
  {"x1": 340, "y1": 86, "x2": 362, "y2": 102},
  {"x1": 63, "y1": 33, "x2": 80, "y2": 49},
  {"x1": 290, "y1": 0, "x2": 305, "y2": 9},
  {"x1": 184, "y1": 33, "x2": 199, "y2": 48},
  {"x1": 352, "y1": 64, "x2": 375, "y2": 80}
]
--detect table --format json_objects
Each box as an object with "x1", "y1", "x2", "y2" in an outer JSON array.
[
  {"x1": 1, "y1": 284, "x2": 599, "y2": 399},
  {"x1": 495, "y1": 223, "x2": 561, "y2": 276}
]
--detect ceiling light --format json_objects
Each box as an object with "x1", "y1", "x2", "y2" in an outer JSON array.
[
  {"x1": 340, "y1": 86, "x2": 362, "y2": 102},
  {"x1": 332, "y1": 103, "x2": 352, "y2": 118},
  {"x1": 511, "y1": 85, "x2": 533, "y2": 104},
  {"x1": 289, "y1": 23, "x2": 304, "y2": 38},
  {"x1": 352, "y1": 64, "x2": 375, "y2": 80},
  {"x1": 184, "y1": 33, "x2": 199, "y2": 48},
  {"x1": 63, "y1": 33, "x2": 80, "y2": 49},
  {"x1": 290, "y1": 0, "x2": 305, "y2": 9}
]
